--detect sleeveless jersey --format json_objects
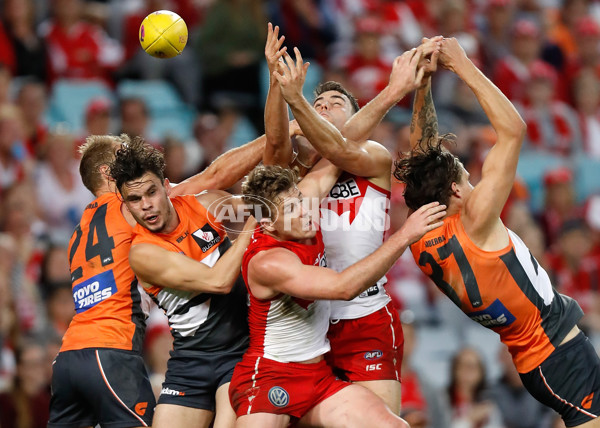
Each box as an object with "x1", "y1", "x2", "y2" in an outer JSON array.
[
  {"x1": 132, "y1": 195, "x2": 249, "y2": 353},
  {"x1": 320, "y1": 172, "x2": 391, "y2": 319},
  {"x1": 411, "y1": 214, "x2": 583, "y2": 373},
  {"x1": 241, "y1": 227, "x2": 331, "y2": 363},
  {"x1": 61, "y1": 193, "x2": 146, "y2": 353}
]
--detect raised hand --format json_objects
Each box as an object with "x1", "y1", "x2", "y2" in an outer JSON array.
[
  {"x1": 438, "y1": 37, "x2": 469, "y2": 73},
  {"x1": 265, "y1": 23, "x2": 287, "y2": 75},
  {"x1": 272, "y1": 47, "x2": 310, "y2": 105},
  {"x1": 418, "y1": 36, "x2": 442, "y2": 85},
  {"x1": 387, "y1": 48, "x2": 427, "y2": 100}
]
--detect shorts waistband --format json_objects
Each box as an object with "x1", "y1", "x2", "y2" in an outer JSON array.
[{"x1": 246, "y1": 355, "x2": 328, "y2": 370}]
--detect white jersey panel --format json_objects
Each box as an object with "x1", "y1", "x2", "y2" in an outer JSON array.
[
  {"x1": 320, "y1": 175, "x2": 391, "y2": 319},
  {"x1": 507, "y1": 229, "x2": 554, "y2": 305},
  {"x1": 262, "y1": 296, "x2": 331, "y2": 363}
]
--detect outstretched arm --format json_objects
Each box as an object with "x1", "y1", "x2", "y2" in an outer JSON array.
[
  {"x1": 129, "y1": 217, "x2": 257, "y2": 293},
  {"x1": 263, "y1": 23, "x2": 294, "y2": 167},
  {"x1": 439, "y1": 38, "x2": 526, "y2": 235},
  {"x1": 170, "y1": 135, "x2": 266, "y2": 196},
  {"x1": 248, "y1": 201, "x2": 446, "y2": 300}
]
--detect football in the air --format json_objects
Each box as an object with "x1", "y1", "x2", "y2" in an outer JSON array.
[{"x1": 139, "y1": 10, "x2": 188, "y2": 59}]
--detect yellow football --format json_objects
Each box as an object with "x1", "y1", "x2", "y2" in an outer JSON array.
[{"x1": 139, "y1": 10, "x2": 188, "y2": 59}]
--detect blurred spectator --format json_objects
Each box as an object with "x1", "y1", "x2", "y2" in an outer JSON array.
[
  {"x1": 267, "y1": 0, "x2": 336, "y2": 65},
  {"x1": 163, "y1": 137, "x2": 188, "y2": 184},
  {"x1": 0, "y1": 339, "x2": 50, "y2": 428},
  {"x1": 443, "y1": 347, "x2": 504, "y2": 428},
  {"x1": 0, "y1": 64, "x2": 12, "y2": 105},
  {"x1": 0, "y1": 104, "x2": 31, "y2": 193},
  {"x1": 546, "y1": 219, "x2": 600, "y2": 333},
  {"x1": 39, "y1": 244, "x2": 71, "y2": 297},
  {"x1": 39, "y1": 0, "x2": 123, "y2": 85},
  {"x1": 0, "y1": 183, "x2": 47, "y2": 333},
  {"x1": 520, "y1": 60, "x2": 582, "y2": 156},
  {"x1": 118, "y1": 97, "x2": 158, "y2": 147},
  {"x1": 401, "y1": 312, "x2": 450, "y2": 428},
  {"x1": 15, "y1": 80, "x2": 48, "y2": 159},
  {"x1": 2, "y1": 0, "x2": 47, "y2": 81},
  {"x1": 143, "y1": 314, "x2": 172, "y2": 400},
  {"x1": 195, "y1": 0, "x2": 267, "y2": 133},
  {"x1": 563, "y1": 16, "x2": 600, "y2": 104},
  {"x1": 341, "y1": 15, "x2": 394, "y2": 107},
  {"x1": 478, "y1": 0, "x2": 515, "y2": 75},
  {"x1": 492, "y1": 19, "x2": 545, "y2": 103},
  {"x1": 44, "y1": 281, "x2": 74, "y2": 339},
  {"x1": 573, "y1": 69, "x2": 600, "y2": 158},
  {"x1": 78, "y1": 96, "x2": 112, "y2": 149},
  {"x1": 0, "y1": 245, "x2": 17, "y2": 392},
  {"x1": 34, "y1": 132, "x2": 92, "y2": 241},
  {"x1": 0, "y1": 21, "x2": 16, "y2": 74},
  {"x1": 489, "y1": 346, "x2": 554, "y2": 428},
  {"x1": 547, "y1": 0, "x2": 591, "y2": 60},
  {"x1": 538, "y1": 167, "x2": 583, "y2": 245}
]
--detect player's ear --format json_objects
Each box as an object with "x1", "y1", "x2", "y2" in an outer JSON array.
[
  {"x1": 164, "y1": 178, "x2": 171, "y2": 195},
  {"x1": 451, "y1": 181, "x2": 461, "y2": 198},
  {"x1": 259, "y1": 217, "x2": 275, "y2": 232},
  {"x1": 99, "y1": 164, "x2": 113, "y2": 181}
]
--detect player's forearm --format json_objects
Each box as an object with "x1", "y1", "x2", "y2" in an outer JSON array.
[
  {"x1": 174, "y1": 135, "x2": 266, "y2": 195},
  {"x1": 333, "y1": 232, "x2": 409, "y2": 300},
  {"x1": 342, "y1": 85, "x2": 400, "y2": 143},
  {"x1": 409, "y1": 77, "x2": 439, "y2": 149},
  {"x1": 454, "y1": 58, "x2": 525, "y2": 141},
  {"x1": 264, "y1": 81, "x2": 294, "y2": 166},
  {"x1": 287, "y1": 95, "x2": 347, "y2": 159}
]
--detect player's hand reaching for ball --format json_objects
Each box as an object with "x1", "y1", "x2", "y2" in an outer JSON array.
[
  {"x1": 273, "y1": 47, "x2": 309, "y2": 105},
  {"x1": 388, "y1": 48, "x2": 427, "y2": 100},
  {"x1": 438, "y1": 37, "x2": 470, "y2": 74}
]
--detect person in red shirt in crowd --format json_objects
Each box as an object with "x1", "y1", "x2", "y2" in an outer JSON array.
[
  {"x1": 0, "y1": 21, "x2": 16, "y2": 74},
  {"x1": 40, "y1": 0, "x2": 123, "y2": 86},
  {"x1": 492, "y1": 19, "x2": 545, "y2": 104},
  {"x1": 520, "y1": 60, "x2": 582, "y2": 156},
  {"x1": 564, "y1": 16, "x2": 600, "y2": 103},
  {"x1": 572, "y1": 69, "x2": 600, "y2": 159},
  {"x1": 15, "y1": 80, "x2": 48, "y2": 159},
  {"x1": 538, "y1": 167, "x2": 584, "y2": 246},
  {"x1": 342, "y1": 15, "x2": 395, "y2": 107}
]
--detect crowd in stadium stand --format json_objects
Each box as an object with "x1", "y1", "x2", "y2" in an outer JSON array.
[{"x1": 1, "y1": 0, "x2": 600, "y2": 427}]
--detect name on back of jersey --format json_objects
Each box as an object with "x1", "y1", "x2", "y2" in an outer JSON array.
[
  {"x1": 72, "y1": 270, "x2": 117, "y2": 313},
  {"x1": 467, "y1": 298, "x2": 516, "y2": 328}
]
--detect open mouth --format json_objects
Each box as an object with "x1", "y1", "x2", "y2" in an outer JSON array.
[{"x1": 145, "y1": 214, "x2": 159, "y2": 224}]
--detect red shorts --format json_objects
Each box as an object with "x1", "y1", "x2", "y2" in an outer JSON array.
[
  {"x1": 326, "y1": 301, "x2": 404, "y2": 382},
  {"x1": 229, "y1": 355, "x2": 349, "y2": 418}
]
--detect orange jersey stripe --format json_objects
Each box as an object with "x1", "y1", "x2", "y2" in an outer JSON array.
[
  {"x1": 411, "y1": 214, "x2": 582, "y2": 373},
  {"x1": 61, "y1": 193, "x2": 146, "y2": 352}
]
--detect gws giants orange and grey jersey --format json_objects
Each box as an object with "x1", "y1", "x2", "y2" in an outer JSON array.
[
  {"x1": 132, "y1": 195, "x2": 248, "y2": 353},
  {"x1": 241, "y1": 228, "x2": 331, "y2": 362},
  {"x1": 411, "y1": 214, "x2": 583, "y2": 373},
  {"x1": 320, "y1": 173, "x2": 391, "y2": 320},
  {"x1": 61, "y1": 193, "x2": 146, "y2": 353}
]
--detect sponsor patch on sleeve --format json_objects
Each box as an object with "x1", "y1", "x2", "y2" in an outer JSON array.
[{"x1": 72, "y1": 270, "x2": 117, "y2": 313}]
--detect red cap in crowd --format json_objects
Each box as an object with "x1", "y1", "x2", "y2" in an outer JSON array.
[{"x1": 543, "y1": 167, "x2": 573, "y2": 187}]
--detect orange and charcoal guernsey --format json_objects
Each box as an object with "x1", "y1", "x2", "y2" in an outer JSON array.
[
  {"x1": 410, "y1": 214, "x2": 583, "y2": 373},
  {"x1": 132, "y1": 195, "x2": 248, "y2": 353},
  {"x1": 61, "y1": 193, "x2": 146, "y2": 353}
]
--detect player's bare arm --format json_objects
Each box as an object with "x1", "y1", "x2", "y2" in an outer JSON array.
[
  {"x1": 341, "y1": 41, "x2": 440, "y2": 148},
  {"x1": 263, "y1": 22, "x2": 294, "y2": 167},
  {"x1": 170, "y1": 134, "x2": 267, "y2": 196},
  {"x1": 297, "y1": 157, "x2": 342, "y2": 201},
  {"x1": 248, "y1": 201, "x2": 445, "y2": 301},
  {"x1": 439, "y1": 38, "x2": 526, "y2": 241},
  {"x1": 409, "y1": 38, "x2": 442, "y2": 150},
  {"x1": 129, "y1": 216, "x2": 257, "y2": 293}
]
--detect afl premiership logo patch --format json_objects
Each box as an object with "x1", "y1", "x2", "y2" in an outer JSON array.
[
  {"x1": 192, "y1": 224, "x2": 221, "y2": 252},
  {"x1": 268, "y1": 386, "x2": 289, "y2": 408}
]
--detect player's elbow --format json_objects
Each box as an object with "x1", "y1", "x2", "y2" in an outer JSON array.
[{"x1": 211, "y1": 277, "x2": 236, "y2": 294}]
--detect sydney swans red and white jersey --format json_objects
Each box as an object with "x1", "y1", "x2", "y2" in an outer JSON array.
[
  {"x1": 320, "y1": 173, "x2": 391, "y2": 319},
  {"x1": 242, "y1": 228, "x2": 331, "y2": 363}
]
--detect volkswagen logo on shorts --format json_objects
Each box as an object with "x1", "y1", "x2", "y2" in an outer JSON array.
[{"x1": 268, "y1": 386, "x2": 289, "y2": 408}]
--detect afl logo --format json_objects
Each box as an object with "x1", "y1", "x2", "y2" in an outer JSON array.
[
  {"x1": 140, "y1": 25, "x2": 145, "y2": 42},
  {"x1": 268, "y1": 386, "x2": 289, "y2": 408},
  {"x1": 364, "y1": 350, "x2": 383, "y2": 360}
]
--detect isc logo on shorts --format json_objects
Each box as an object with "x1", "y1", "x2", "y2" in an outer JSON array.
[
  {"x1": 268, "y1": 386, "x2": 289, "y2": 408},
  {"x1": 72, "y1": 270, "x2": 117, "y2": 313},
  {"x1": 468, "y1": 298, "x2": 516, "y2": 328}
]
